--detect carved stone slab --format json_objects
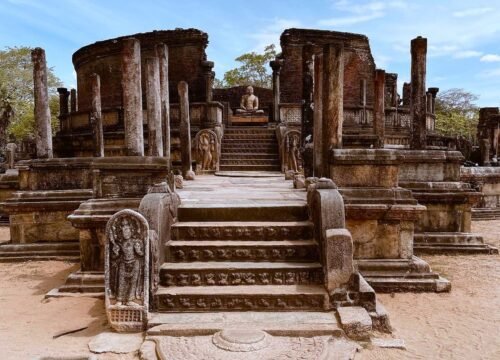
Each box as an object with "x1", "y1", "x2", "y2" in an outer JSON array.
[{"x1": 105, "y1": 209, "x2": 149, "y2": 332}]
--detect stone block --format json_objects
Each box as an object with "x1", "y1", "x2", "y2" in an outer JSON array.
[
  {"x1": 337, "y1": 306, "x2": 372, "y2": 340},
  {"x1": 324, "y1": 228, "x2": 354, "y2": 291}
]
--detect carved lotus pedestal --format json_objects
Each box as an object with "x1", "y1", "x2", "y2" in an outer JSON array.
[{"x1": 329, "y1": 149, "x2": 450, "y2": 292}]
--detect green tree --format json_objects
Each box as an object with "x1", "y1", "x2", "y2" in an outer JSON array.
[
  {"x1": 434, "y1": 88, "x2": 479, "y2": 141},
  {"x1": 0, "y1": 46, "x2": 62, "y2": 143},
  {"x1": 217, "y1": 44, "x2": 277, "y2": 88}
]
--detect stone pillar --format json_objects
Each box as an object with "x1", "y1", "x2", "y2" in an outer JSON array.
[
  {"x1": 31, "y1": 47, "x2": 53, "y2": 159},
  {"x1": 410, "y1": 36, "x2": 427, "y2": 150},
  {"x1": 302, "y1": 45, "x2": 315, "y2": 178},
  {"x1": 202, "y1": 61, "x2": 215, "y2": 103},
  {"x1": 385, "y1": 73, "x2": 398, "y2": 108},
  {"x1": 156, "y1": 44, "x2": 171, "y2": 165},
  {"x1": 426, "y1": 92, "x2": 432, "y2": 113},
  {"x1": 359, "y1": 79, "x2": 367, "y2": 125},
  {"x1": 313, "y1": 53, "x2": 324, "y2": 177},
  {"x1": 57, "y1": 87, "x2": 69, "y2": 116},
  {"x1": 121, "y1": 38, "x2": 144, "y2": 156},
  {"x1": 178, "y1": 81, "x2": 195, "y2": 180},
  {"x1": 70, "y1": 88, "x2": 77, "y2": 113},
  {"x1": 322, "y1": 43, "x2": 344, "y2": 176},
  {"x1": 428, "y1": 87, "x2": 439, "y2": 114},
  {"x1": 270, "y1": 58, "x2": 283, "y2": 123},
  {"x1": 374, "y1": 69, "x2": 386, "y2": 148},
  {"x1": 146, "y1": 57, "x2": 163, "y2": 157},
  {"x1": 90, "y1": 74, "x2": 104, "y2": 157},
  {"x1": 402, "y1": 82, "x2": 411, "y2": 107}
]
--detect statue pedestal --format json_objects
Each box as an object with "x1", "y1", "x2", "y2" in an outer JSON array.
[{"x1": 230, "y1": 114, "x2": 268, "y2": 125}]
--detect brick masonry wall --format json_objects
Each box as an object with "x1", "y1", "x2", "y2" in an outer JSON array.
[
  {"x1": 279, "y1": 28, "x2": 376, "y2": 108},
  {"x1": 73, "y1": 29, "x2": 209, "y2": 112}
]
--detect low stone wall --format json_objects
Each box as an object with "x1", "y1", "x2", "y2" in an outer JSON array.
[{"x1": 461, "y1": 167, "x2": 500, "y2": 209}]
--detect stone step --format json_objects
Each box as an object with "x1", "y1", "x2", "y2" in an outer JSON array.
[
  {"x1": 222, "y1": 138, "x2": 278, "y2": 144},
  {"x1": 219, "y1": 159, "x2": 280, "y2": 166},
  {"x1": 172, "y1": 221, "x2": 313, "y2": 240},
  {"x1": 166, "y1": 240, "x2": 319, "y2": 262},
  {"x1": 0, "y1": 249, "x2": 80, "y2": 258},
  {"x1": 221, "y1": 153, "x2": 279, "y2": 160},
  {"x1": 414, "y1": 243, "x2": 498, "y2": 255},
  {"x1": 219, "y1": 164, "x2": 282, "y2": 171},
  {"x1": 177, "y1": 202, "x2": 309, "y2": 222},
  {"x1": 223, "y1": 134, "x2": 276, "y2": 140},
  {"x1": 224, "y1": 127, "x2": 275, "y2": 133},
  {"x1": 159, "y1": 261, "x2": 323, "y2": 287},
  {"x1": 147, "y1": 311, "x2": 342, "y2": 336},
  {"x1": 362, "y1": 276, "x2": 451, "y2": 293},
  {"x1": 0, "y1": 255, "x2": 80, "y2": 263},
  {"x1": 221, "y1": 144, "x2": 278, "y2": 150},
  {"x1": 154, "y1": 284, "x2": 328, "y2": 312},
  {"x1": 0, "y1": 241, "x2": 80, "y2": 252}
]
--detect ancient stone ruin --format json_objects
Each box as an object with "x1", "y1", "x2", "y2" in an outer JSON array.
[{"x1": 0, "y1": 27, "x2": 498, "y2": 358}]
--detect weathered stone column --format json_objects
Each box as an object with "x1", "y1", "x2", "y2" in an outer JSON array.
[
  {"x1": 121, "y1": 38, "x2": 144, "y2": 156},
  {"x1": 428, "y1": 87, "x2": 439, "y2": 114},
  {"x1": 322, "y1": 43, "x2": 344, "y2": 176},
  {"x1": 359, "y1": 78, "x2": 367, "y2": 124},
  {"x1": 31, "y1": 47, "x2": 53, "y2": 159},
  {"x1": 410, "y1": 36, "x2": 427, "y2": 149},
  {"x1": 90, "y1": 74, "x2": 104, "y2": 157},
  {"x1": 270, "y1": 58, "x2": 283, "y2": 123},
  {"x1": 146, "y1": 57, "x2": 163, "y2": 157},
  {"x1": 178, "y1": 81, "x2": 195, "y2": 180},
  {"x1": 313, "y1": 53, "x2": 324, "y2": 177},
  {"x1": 402, "y1": 82, "x2": 411, "y2": 107},
  {"x1": 156, "y1": 44, "x2": 171, "y2": 164},
  {"x1": 374, "y1": 69, "x2": 386, "y2": 148},
  {"x1": 385, "y1": 73, "x2": 398, "y2": 108},
  {"x1": 202, "y1": 60, "x2": 215, "y2": 103},
  {"x1": 302, "y1": 45, "x2": 315, "y2": 177},
  {"x1": 57, "y1": 87, "x2": 69, "y2": 116},
  {"x1": 70, "y1": 88, "x2": 77, "y2": 113}
]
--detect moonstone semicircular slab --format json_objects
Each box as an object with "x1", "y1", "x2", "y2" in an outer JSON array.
[{"x1": 212, "y1": 329, "x2": 270, "y2": 352}]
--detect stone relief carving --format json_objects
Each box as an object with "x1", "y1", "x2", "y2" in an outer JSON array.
[
  {"x1": 194, "y1": 129, "x2": 220, "y2": 172},
  {"x1": 283, "y1": 130, "x2": 302, "y2": 172},
  {"x1": 105, "y1": 209, "x2": 149, "y2": 332}
]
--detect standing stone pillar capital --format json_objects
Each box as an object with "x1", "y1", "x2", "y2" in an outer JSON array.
[
  {"x1": 31, "y1": 47, "x2": 53, "y2": 159},
  {"x1": 202, "y1": 60, "x2": 215, "y2": 103}
]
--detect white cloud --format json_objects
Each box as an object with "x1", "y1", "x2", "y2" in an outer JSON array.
[
  {"x1": 453, "y1": 50, "x2": 483, "y2": 59},
  {"x1": 478, "y1": 68, "x2": 500, "y2": 78},
  {"x1": 453, "y1": 7, "x2": 492, "y2": 18},
  {"x1": 249, "y1": 18, "x2": 302, "y2": 52},
  {"x1": 480, "y1": 54, "x2": 500, "y2": 62},
  {"x1": 319, "y1": 1, "x2": 406, "y2": 27},
  {"x1": 318, "y1": 12, "x2": 383, "y2": 26}
]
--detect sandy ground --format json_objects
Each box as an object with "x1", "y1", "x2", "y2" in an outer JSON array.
[{"x1": 0, "y1": 221, "x2": 499, "y2": 360}]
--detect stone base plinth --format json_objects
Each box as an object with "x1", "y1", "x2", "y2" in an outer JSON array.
[
  {"x1": 230, "y1": 114, "x2": 268, "y2": 125},
  {"x1": 46, "y1": 269, "x2": 104, "y2": 298},
  {"x1": 414, "y1": 232, "x2": 498, "y2": 254},
  {"x1": 357, "y1": 256, "x2": 451, "y2": 292}
]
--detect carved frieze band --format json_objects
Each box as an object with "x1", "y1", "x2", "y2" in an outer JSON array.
[
  {"x1": 161, "y1": 269, "x2": 323, "y2": 287},
  {"x1": 157, "y1": 294, "x2": 325, "y2": 311},
  {"x1": 174, "y1": 225, "x2": 313, "y2": 240}
]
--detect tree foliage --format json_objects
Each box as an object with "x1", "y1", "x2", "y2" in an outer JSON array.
[
  {"x1": 434, "y1": 88, "x2": 479, "y2": 141},
  {"x1": 217, "y1": 44, "x2": 277, "y2": 89},
  {"x1": 0, "y1": 46, "x2": 62, "y2": 142}
]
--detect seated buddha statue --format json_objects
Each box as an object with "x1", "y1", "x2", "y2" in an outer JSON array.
[{"x1": 236, "y1": 86, "x2": 264, "y2": 114}]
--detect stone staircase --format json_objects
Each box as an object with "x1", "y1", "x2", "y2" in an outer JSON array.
[
  {"x1": 0, "y1": 241, "x2": 80, "y2": 262},
  {"x1": 219, "y1": 127, "x2": 281, "y2": 172},
  {"x1": 154, "y1": 199, "x2": 329, "y2": 312}
]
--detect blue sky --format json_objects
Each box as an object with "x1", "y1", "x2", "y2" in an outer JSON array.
[{"x1": 1, "y1": 0, "x2": 500, "y2": 106}]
